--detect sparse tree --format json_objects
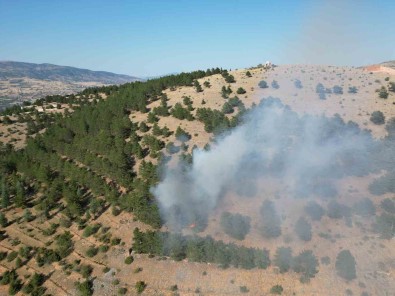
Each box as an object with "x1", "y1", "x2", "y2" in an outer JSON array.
[
  {"x1": 370, "y1": 111, "x2": 385, "y2": 125},
  {"x1": 335, "y1": 250, "x2": 356, "y2": 280},
  {"x1": 236, "y1": 87, "x2": 246, "y2": 94},
  {"x1": 258, "y1": 80, "x2": 268, "y2": 88},
  {"x1": 274, "y1": 247, "x2": 292, "y2": 273},
  {"x1": 294, "y1": 217, "x2": 312, "y2": 241}
]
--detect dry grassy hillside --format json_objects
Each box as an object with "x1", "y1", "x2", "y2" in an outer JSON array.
[{"x1": 0, "y1": 64, "x2": 394, "y2": 296}]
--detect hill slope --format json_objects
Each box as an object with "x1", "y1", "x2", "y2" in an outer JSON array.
[
  {"x1": 0, "y1": 64, "x2": 394, "y2": 295},
  {"x1": 0, "y1": 61, "x2": 141, "y2": 108}
]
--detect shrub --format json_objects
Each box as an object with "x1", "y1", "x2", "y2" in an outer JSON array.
[
  {"x1": 378, "y1": 87, "x2": 389, "y2": 99},
  {"x1": 327, "y1": 201, "x2": 350, "y2": 219},
  {"x1": 375, "y1": 213, "x2": 395, "y2": 239},
  {"x1": 258, "y1": 80, "x2": 268, "y2": 88},
  {"x1": 348, "y1": 86, "x2": 357, "y2": 93},
  {"x1": 305, "y1": 201, "x2": 325, "y2": 221},
  {"x1": 85, "y1": 246, "x2": 98, "y2": 258},
  {"x1": 271, "y1": 80, "x2": 279, "y2": 89},
  {"x1": 333, "y1": 85, "x2": 343, "y2": 94},
  {"x1": 222, "y1": 102, "x2": 234, "y2": 114},
  {"x1": 353, "y1": 198, "x2": 375, "y2": 216},
  {"x1": 7, "y1": 251, "x2": 18, "y2": 262},
  {"x1": 236, "y1": 87, "x2": 246, "y2": 94},
  {"x1": 246, "y1": 71, "x2": 252, "y2": 77},
  {"x1": 171, "y1": 103, "x2": 194, "y2": 121},
  {"x1": 335, "y1": 250, "x2": 356, "y2": 280},
  {"x1": 294, "y1": 79, "x2": 302, "y2": 89},
  {"x1": 274, "y1": 247, "x2": 292, "y2": 273},
  {"x1": 83, "y1": 224, "x2": 101, "y2": 237},
  {"x1": 260, "y1": 200, "x2": 281, "y2": 238},
  {"x1": 270, "y1": 285, "x2": 284, "y2": 294},
  {"x1": 75, "y1": 280, "x2": 93, "y2": 296},
  {"x1": 194, "y1": 80, "x2": 203, "y2": 93},
  {"x1": 220, "y1": 212, "x2": 251, "y2": 240},
  {"x1": 294, "y1": 217, "x2": 312, "y2": 241},
  {"x1": 170, "y1": 284, "x2": 178, "y2": 291},
  {"x1": 175, "y1": 126, "x2": 191, "y2": 142},
  {"x1": 135, "y1": 281, "x2": 147, "y2": 294},
  {"x1": 139, "y1": 122, "x2": 149, "y2": 132},
  {"x1": 118, "y1": 287, "x2": 127, "y2": 295},
  {"x1": 316, "y1": 83, "x2": 325, "y2": 94},
  {"x1": 124, "y1": 256, "x2": 134, "y2": 264},
  {"x1": 239, "y1": 286, "x2": 249, "y2": 293},
  {"x1": 0, "y1": 213, "x2": 8, "y2": 227},
  {"x1": 292, "y1": 250, "x2": 319, "y2": 282},
  {"x1": 224, "y1": 74, "x2": 235, "y2": 83},
  {"x1": 370, "y1": 111, "x2": 385, "y2": 125},
  {"x1": 80, "y1": 265, "x2": 93, "y2": 278},
  {"x1": 381, "y1": 198, "x2": 395, "y2": 214}
]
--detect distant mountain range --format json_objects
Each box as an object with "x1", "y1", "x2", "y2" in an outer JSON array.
[
  {"x1": 0, "y1": 61, "x2": 139, "y2": 84},
  {"x1": 0, "y1": 61, "x2": 141, "y2": 109}
]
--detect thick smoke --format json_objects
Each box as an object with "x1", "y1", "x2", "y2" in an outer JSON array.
[{"x1": 153, "y1": 97, "x2": 377, "y2": 230}]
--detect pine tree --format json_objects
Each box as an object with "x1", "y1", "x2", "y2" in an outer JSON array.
[{"x1": 1, "y1": 179, "x2": 10, "y2": 209}]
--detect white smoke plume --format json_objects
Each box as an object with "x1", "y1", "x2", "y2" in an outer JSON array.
[{"x1": 152, "y1": 97, "x2": 377, "y2": 230}]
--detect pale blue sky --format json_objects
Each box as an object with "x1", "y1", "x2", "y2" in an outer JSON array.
[{"x1": 1, "y1": 0, "x2": 394, "y2": 77}]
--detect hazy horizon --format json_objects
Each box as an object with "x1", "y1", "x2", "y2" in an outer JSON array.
[{"x1": 1, "y1": 0, "x2": 395, "y2": 77}]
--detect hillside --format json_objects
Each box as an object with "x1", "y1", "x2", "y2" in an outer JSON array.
[
  {"x1": 0, "y1": 61, "x2": 140, "y2": 110},
  {"x1": 0, "y1": 64, "x2": 394, "y2": 295},
  {"x1": 381, "y1": 60, "x2": 395, "y2": 69}
]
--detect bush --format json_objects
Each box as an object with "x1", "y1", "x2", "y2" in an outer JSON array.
[
  {"x1": 292, "y1": 250, "x2": 318, "y2": 282},
  {"x1": 175, "y1": 126, "x2": 191, "y2": 142},
  {"x1": 80, "y1": 265, "x2": 93, "y2": 278},
  {"x1": 260, "y1": 200, "x2": 281, "y2": 238},
  {"x1": 124, "y1": 256, "x2": 134, "y2": 264},
  {"x1": 236, "y1": 87, "x2": 246, "y2": 94},
  {"x1": 274, "y1": 247, "x2": 292, "y2": 273},
  {"x1": 239, "y1": 286, "x2": 249, "y2": 293},
  {"x1": 294, "y1": 217, "x2": 312, "y2": 241},
  {"x1": 378, "y1": 87, "x2": 389, "y2": 99},
  {"x1": 327, "y1": 201, "x2": 350, "y2": 219},
  {"x1": 224, "y1": 74, "x2": 235, "y2": 83},
  {"x1": 348, "y1": 86, "x2": 357, "y2": 93},
  {"x1": 83, "y1": 224, "x2": 101, "y2": 237},
  {"x1": 135, "y1": 281, "x2": 147, "y2": 294},
  {"x1": 258, "y1": 80, "x2": 268, "y2": 88},
  {"x1": 305, "y1": 201, "x2": 325, "y2": 221},
  {"x1": 75, "y1": 280, "x2": 93, "y2": 296},
  {"x1": 333, "y1": 85, "x2": 343, "y2": 94},
  {"x1": 353, "y1": 198, "x2": 375, "y2": 216},
  {"x1": 294, "y1": 79, "x2": 302, "y2": 89},
  {"x1": 270, "y1": 285, "x2": 284, "y2": 294},
  {"x1": 85, "y1": 246, "x2": 98, "y2": 258},
  {"x1": 370, "y1": 111, "x2": 385, "y2": 125},
  {"x1": 271, "y1": 80, "x2": 279, "y2": 89},
  {"x1": 7, "y1": 251, "x2": 18, "y2": 262},
  {"x1": 375, "y1": 213, "x2": 395, "y2": 239},
  {"x1": 222, "y1": 102, "x2": 234, "y2": 114},
  {"x1": 246, "y1": 71, "x2": 252, "y2": 77},
  {"x1": 220, "y1": 212, "x2": 251, "y2": 240},
  {"x1": 0, "y1": 213, "x2": 8, "y2": 227},
  {"x1": 381, "y1": 198, "x2": 395, "y2": 214},
  {"x1": 335, "y1": 250, "x2": 356, "y2": 280}
]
